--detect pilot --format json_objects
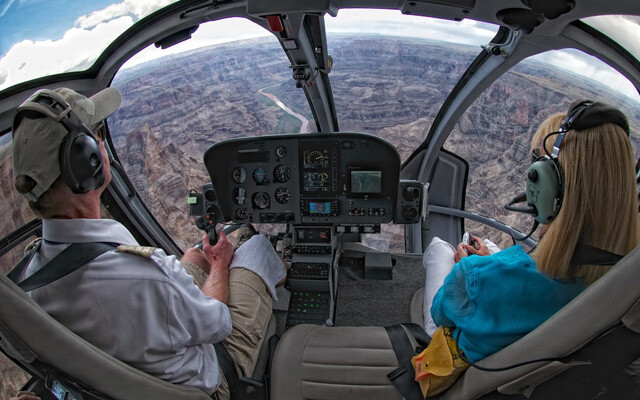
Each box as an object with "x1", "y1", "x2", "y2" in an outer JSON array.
[
  {"x1": 422, "y1": 101, "x2": 638, "y2": 365},
  {"x1": 11, "y1": 87, "x2": 285, "y2": 399}
]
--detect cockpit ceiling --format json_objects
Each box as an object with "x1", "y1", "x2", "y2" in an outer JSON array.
[{"x1": 2, "y1": 0, "x2": 640, "y2": 95}]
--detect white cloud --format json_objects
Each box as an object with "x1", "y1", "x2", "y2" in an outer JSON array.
[
  {"x1": 325, "y1": 8, "x2": 497, "y2": 46},
  {"x1": 531, "y1": 49, "x2": 640, "y2": 101},
  {"x1": 74, "y1": 0, "x2": 173, "y2": 29},
  {"x1": 0, "y1": 16, "x2": 133, "y2": 90},
  {"x1": 0, "y1": 0, "x2": 176, "y2": 90}
]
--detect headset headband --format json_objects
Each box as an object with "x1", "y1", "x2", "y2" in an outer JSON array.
[{"x1": 551, "y1": 100, "x2": 629, "y2": 157}]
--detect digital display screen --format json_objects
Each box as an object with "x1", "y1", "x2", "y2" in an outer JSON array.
[
  {"x1": 308, "y1": 201, "x2": 332, "y2": 215},
  {"x1": 300, "y1": 141, "x2": 338, "y2": 196},
  {"x1": 303, "y1": 172, "x2": 331, "y2": 192},
  {"x1": 350, "y1": 170, "x2": 382, "y2": 193}
]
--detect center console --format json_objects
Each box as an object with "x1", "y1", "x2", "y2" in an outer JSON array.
[{"x1": 200, "y1": 133, "x2": 422, "y2": 328}]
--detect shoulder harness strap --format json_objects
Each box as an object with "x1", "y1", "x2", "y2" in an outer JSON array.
[
  {"x1": 385, "y1": 323, "x2": 431, "y2": 400},
  {"x1": 8, "y1": 242, "x2": 117, "y2": 292}
]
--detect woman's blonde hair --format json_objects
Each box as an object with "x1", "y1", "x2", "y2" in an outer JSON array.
[{"x1": 532, "y1": 115, "x2": 639, "y2": 285}]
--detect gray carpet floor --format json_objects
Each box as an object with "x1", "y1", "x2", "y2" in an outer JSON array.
[
  {"x1": 334, "y1": 254, "x2": 425, "y2": 327},
  {"x1": 273, "y1": 253, "x2": 425, "y2": 335}
]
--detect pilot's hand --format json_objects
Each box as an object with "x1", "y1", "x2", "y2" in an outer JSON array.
[
  {"x1": 11, "y1": 392, "x2": 41, "y2": 400},
  {"x1": 202, "y1": 231, "x2": 233, "y2": 272}
]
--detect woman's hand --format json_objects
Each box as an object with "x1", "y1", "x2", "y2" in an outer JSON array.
[{"x1": 454, "y1": 235, "x2": 491, "y2": 262}]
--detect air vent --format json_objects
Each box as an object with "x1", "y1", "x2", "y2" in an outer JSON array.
[
  {"x1": 522, "y1": 0, "x2": 575, "y2": 20},
  {"x1": 496, "y1": 8, "x2": 544, "y2": 34},
  {"x1": 401, "y1": 0, "x2": 476, "y2": 22},
  {"x1": 237, "y1": 149, "x2": 270, "y2": 163}
]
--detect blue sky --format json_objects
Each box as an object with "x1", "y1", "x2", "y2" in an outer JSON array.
[{"x1": 0, "y1": 0, "x2": 117, "y2": 55}]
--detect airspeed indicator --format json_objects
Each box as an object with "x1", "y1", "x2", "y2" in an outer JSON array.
[{"x1": 232, "y1": 167, "x2": 246, "y2": 183}]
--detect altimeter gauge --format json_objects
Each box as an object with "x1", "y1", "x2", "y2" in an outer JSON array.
[
  {"x1": 275, "y1": 187, "x2": 291, "y2": 204},
  {"x1": 273, "y1": 165, "x2": 291, "y2": 183},
  {"x1": 252, "y1": 192, "x2": 270, "y2": 209}
]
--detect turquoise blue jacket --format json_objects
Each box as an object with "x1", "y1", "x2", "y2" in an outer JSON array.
[{"x1": 431, "y1": 245, "x2": 585, "y2": 362}]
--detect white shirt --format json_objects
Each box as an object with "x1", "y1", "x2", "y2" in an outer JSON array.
[{"x1": 24, "y1": 218, "x2": 232, "y2": 394}]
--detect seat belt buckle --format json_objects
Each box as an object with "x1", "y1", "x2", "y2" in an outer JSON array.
[{"x1": 388, "y1": 366, "x2": 408, "y2": 381}]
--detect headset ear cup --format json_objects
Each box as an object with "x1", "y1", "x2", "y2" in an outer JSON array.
[
  {"x1": 59, "y1": 132, "x2": 104, "y2": 194},
  {"x1": 525, "y1": 158, "x2": 562, "y2": 223}
]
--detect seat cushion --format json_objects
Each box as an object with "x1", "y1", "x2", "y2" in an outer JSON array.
[
  {"x1": 410, "y1": 287, "x2": 425, "y2": 328},
  {"x1": 271, "y1": 324, "x2": 405, "y2": 400}
]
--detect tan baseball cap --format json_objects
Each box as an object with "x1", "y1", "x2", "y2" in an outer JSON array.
[{"x1": 12, "y1": 87, "x2": 121, "y2": 201}]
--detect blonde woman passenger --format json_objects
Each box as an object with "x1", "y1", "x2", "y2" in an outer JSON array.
[{"x1": 422, "y1": 100, "x2": 638, "y2": 363}]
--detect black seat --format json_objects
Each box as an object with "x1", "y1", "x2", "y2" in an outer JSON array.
[
  {"x1": 271, "y1": 246, "x2": 640, "y2": 399},
  {"x1": 0, "y1": 271, "x2": 276, "y2": 400}
]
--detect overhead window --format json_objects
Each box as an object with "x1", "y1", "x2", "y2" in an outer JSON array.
[
  {"x1": 581, "y1": 15, "x2": 640, "y2": 64},
  {"x1": 0, "y1": 0, "x2": 178, "y2": 91}
]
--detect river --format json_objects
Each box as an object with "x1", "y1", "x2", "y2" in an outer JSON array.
[{"x1": 258, "y1": 88, "x2": 310, "y2": 132}]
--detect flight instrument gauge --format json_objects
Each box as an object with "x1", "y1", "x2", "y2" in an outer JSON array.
[
  {"x1": 275, "y1": 187, "x2": 291, "y2": 204},
  {"x1": 252, "y1": 192, "x2": 270, "y2": 209},
  {"x1": 273, "y1": 165, "x2": 291, "y2": 183},
  {"x1": 235, "y1": 208, "x2": 248, "y2": 220},
  {"x1": 275, "y1": 145, "x2": 287, "y2": 158},
  {"x1": 232, "y1": 167, "x2": 246, "y2": 183},
  {"x1": 253, "y1": 167, "x2": 268, "y2": 185},
  {"x1": 306, "y1": 150, "x2": 325, "y2": 166}
]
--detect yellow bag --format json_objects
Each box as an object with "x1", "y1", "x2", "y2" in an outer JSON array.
[{"x1": 411, "y1": 327, "x2": 470, "y2": 397}]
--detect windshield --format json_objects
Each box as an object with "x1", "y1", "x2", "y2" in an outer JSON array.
[
  {"x1": 0, "y1": 0, "x2": 177, "y2": 90},
  {"x1": 325, "y1": 9, "x2": 498, "y2": 161},
  {"x1": 108, "y1": 17, "x2": 317, "y2": 250}
]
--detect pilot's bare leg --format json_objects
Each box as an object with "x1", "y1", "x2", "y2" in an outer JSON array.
[{"x1": 183, "y1": 236, "x2": 282, "y2": 400}]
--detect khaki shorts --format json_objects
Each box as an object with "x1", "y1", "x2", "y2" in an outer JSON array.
[{"x1": 184, "y1": 264, "x2": 273, "y2": 400}]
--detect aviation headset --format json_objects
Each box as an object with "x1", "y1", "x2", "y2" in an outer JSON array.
[
  {"x1": 12, "y1": 89, "x2": 105, "y2": 195},
  {"x1": 517, "y1": 100, "x2": 629, "y2": 224}
]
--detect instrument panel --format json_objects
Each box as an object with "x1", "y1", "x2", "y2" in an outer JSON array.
[{"x1": 203, "y1": 133, "x2": 401, "y2": 224}]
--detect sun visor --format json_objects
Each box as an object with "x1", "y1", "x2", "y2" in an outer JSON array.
[
  {"x1": 247, "y1": 0, "x2": 336, "y2": 17},
  {"x1": 400, "y1": 0, "x2": 476, "y2": 21}
]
